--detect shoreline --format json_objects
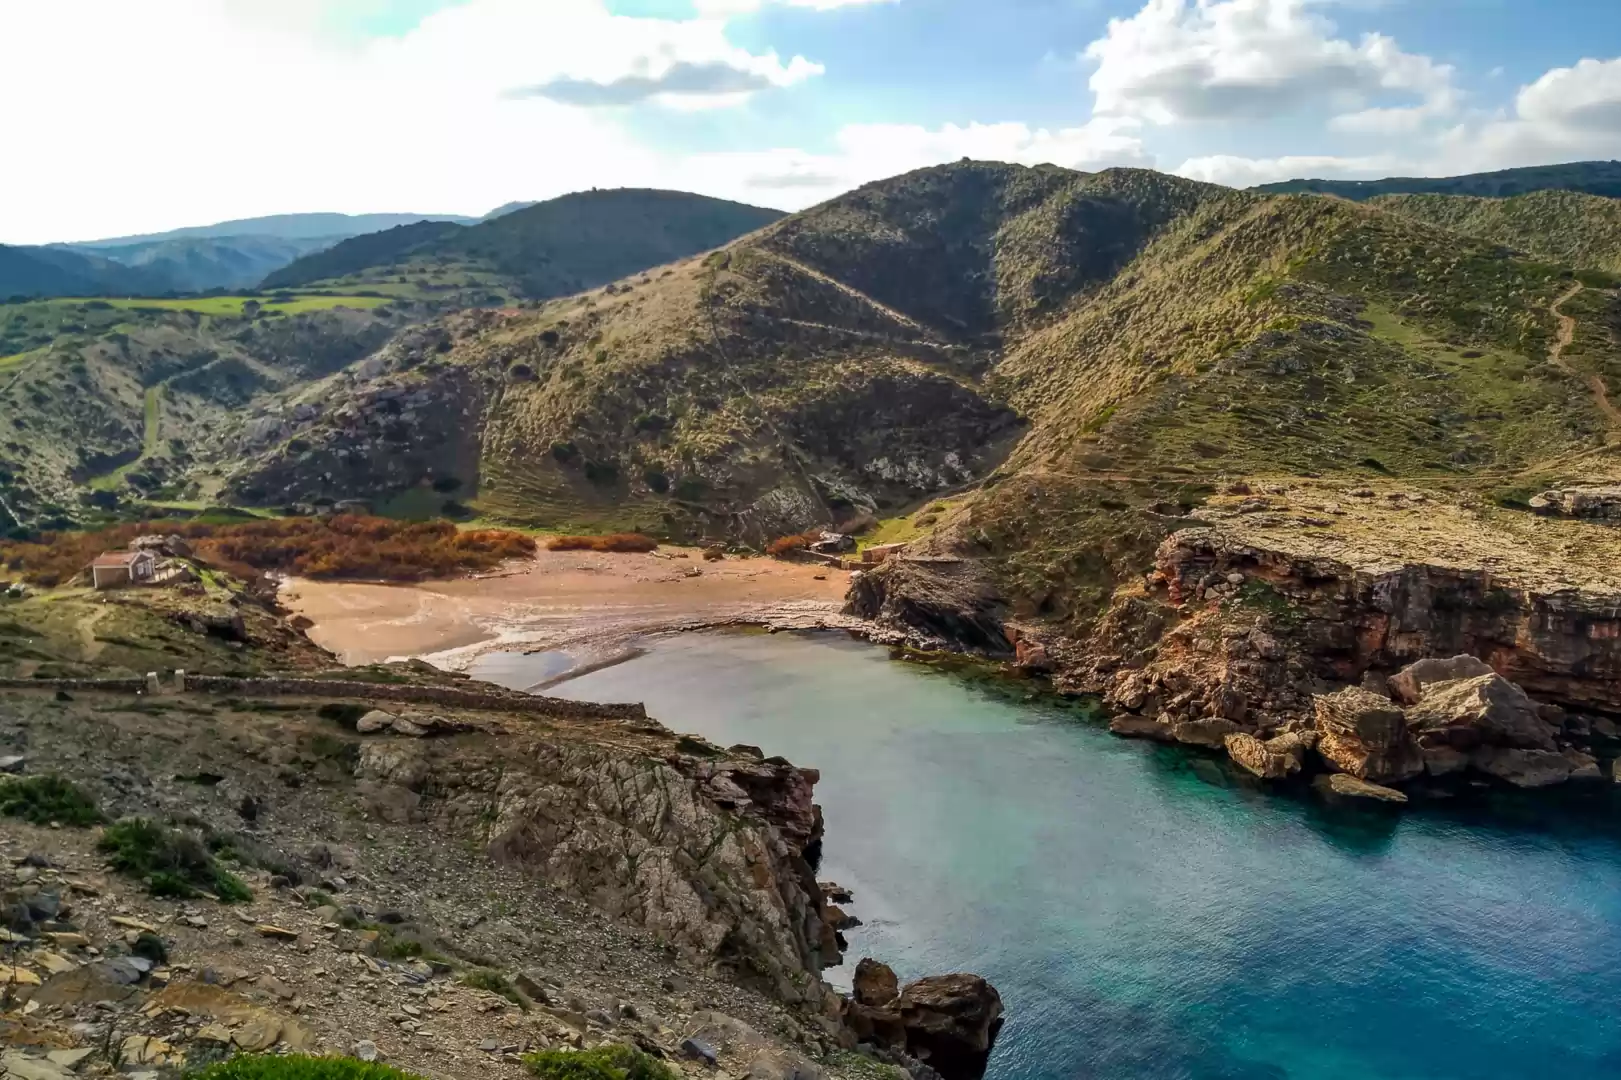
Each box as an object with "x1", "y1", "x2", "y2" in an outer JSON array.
[{"x1": 280, "y1": 544, "x2": 873, "y2": 673}]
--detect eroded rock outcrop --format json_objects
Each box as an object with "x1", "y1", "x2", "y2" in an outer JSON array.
[
  {"x1": 351, "y1": 724, "x2": 840, "y2": 1009},
  {"x1": 1313, "y1": 687, "x2": 1422, "y2": 783},
  {"x1": 840, "y1": 960, "x2": 1005, "y2": 1080}
]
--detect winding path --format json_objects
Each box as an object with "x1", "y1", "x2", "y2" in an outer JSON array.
[{"x1": 1548, "y1": 282, "x2": 1621, "y2": 436}]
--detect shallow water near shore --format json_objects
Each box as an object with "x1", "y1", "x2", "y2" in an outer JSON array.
[{"x1": 471, "y1": 631, "x2": 1621, "y2": 1080}]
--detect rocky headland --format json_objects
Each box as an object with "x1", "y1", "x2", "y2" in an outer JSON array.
[{"x1": 851, "y1": 481, "x2": 1621, "y2": 803}]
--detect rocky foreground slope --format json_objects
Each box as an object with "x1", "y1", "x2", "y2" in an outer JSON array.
[{"x1": 0, "y1": 568, "x2": 1002, "y2": 1080}]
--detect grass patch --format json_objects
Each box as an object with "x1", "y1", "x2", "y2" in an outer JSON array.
[
  {"x1": 0, "y1": 775, "x2": 103, "y2": 827},
  {"x1": 189, "y1": 1054, "x2": 429, "y2": 1080},
  {"x1": 524, "y1": 1045, "x2": 676, "y2": 1080},
  {"x1": 97, "y1": 819, "x2": 252, "y2": 902},
  {"x1": 59, "y1": 296, "x2": 391, "y2": 316},
  {"x1": 544, "y1": 533, "x2": 657, "y2": 553}
]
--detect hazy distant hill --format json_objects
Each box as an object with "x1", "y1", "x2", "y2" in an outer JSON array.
[
  {"x1": 72, "y1": 211, "x2": 478, "y2": 248},
  {"x1": 64, "y1": 234, "x2": 340, "y2": 293},
  {"x1": 262, "y1": 189, "x2": 786, "y2": 300},
  {"x1": 0, "y1": 244, "x2": 167, "y2": 298},
  {"x1": 1257, "y1": 160, "x2": 1621, "y2": 200}
]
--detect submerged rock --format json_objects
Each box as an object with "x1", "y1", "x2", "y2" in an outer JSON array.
[
  {"x1": 1224, "y1": 731, "x2": 1312, "y2": 779},
  {"x1": 1312, "y1": 773, "x2": 1409, "y2": 804}
]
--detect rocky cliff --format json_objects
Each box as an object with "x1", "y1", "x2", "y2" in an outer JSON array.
[{"x1": 1061, "y1": 484, "x2": 1621, "y2": 795}]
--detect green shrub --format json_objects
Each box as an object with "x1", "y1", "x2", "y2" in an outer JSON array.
[
  {"x1": 524, "y1": 1046, "x2": 676, "y2": 1080},
  {"x1": 461, "y1": 968, "x2": 527, "y2": 1009},
  {"x1": 189, "y1": 1054, "x2": 430, "y2": 1080},
  {"x1": 0, "y1": 775, "x2": 103, "y2": 827},
  {"x1": 97, "y1": 819, "x2": 252, "y2": 903}
]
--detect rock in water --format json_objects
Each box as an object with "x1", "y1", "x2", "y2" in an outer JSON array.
[
  {"x1": 1108, "y1": 716, "x2": 1176, "y2": 742},
  {"x1": 1405, "y1": 674, "x2": 1559, "y2": 751},
  {"x1": 1312, "y1": 774, "x2": 1409, "y2": 804},
  {"x1": 852, "y1": 958, "x2": 899, "y2": 1007},
  {"x1": 897, "y1": 974, "x2": 1005, "y2": 1080},
  {"x1": 1387, "y1": 655, "x2": 1494, "y2": 706},
  {"x1": 1313, "y1": 687, "x2": 1423, "y2": 783},
  {"x1": 1468, "y1": 747, "x2": 1576, "y2": 788},
  {"x1": 1224, "y1": 731, "x2": 1312, "y2": 779}
]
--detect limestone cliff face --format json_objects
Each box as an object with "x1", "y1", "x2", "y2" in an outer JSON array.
[
  {"x1": 1138, "y1": 526, "x2": 1621, "y2": 717},
  {"x1": 352, "y1": 724, "x2": 840, "y2": 1012}
]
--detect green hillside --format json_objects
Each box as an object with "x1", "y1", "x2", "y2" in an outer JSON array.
[
  {"x1": 0, "y1": 295, "x2": 407, "y2": 528},
  {"x1": 16, "y1": 160, "x2": 1621, "y2": 650},
  {"x1": 1256, "y1": 160, "x2": 1621, "y2": 200},
  {"x1": 263, "y1": 188, "x2": 786, "y2": 302},
  {"x1": 1371, "y1": 190, "x2": 1621, "y2": 274}
]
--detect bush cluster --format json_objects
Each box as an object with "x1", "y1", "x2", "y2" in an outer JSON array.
[
  {"x1": 0, "y1": 775, "x2": 103, "y2": 827},
  {"x1": 0, "y1": 515, "x2": 536, "y2": 585},
  {"x1": 544, "y1": 534, "x2": 658, "y2": 553},
  {"x1": 97, "y1": 818, "x2": 252, "y2": 903},
  {"x1": 765, "y1": 531, "x2": 822, "y2": 558}
]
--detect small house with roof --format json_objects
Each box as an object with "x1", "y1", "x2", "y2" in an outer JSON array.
[{"x1": 90, "y1": 549, "x2": 156, "y2": 590}]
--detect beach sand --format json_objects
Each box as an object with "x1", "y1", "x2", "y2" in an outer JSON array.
[{"x1": 282, "y1": 545, "x2": 855, "y2": 667}]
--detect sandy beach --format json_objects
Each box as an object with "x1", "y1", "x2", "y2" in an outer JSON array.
[{"x1": 281, "y1": 545, "x2": 856, "y2": 668}]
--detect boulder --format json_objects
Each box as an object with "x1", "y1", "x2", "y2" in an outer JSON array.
[
  {"x1": 1387, "y1": 655, "x2": 1494, "y2": 706},
  {"x1": 356, "y1": 711, "x2": 396, "y2": 734},
  {"x1": 1406, "y1": 674, "x2": 1558, "y2": 751},
  {"x1": 1468, "y1": 747, "x2": 1576, "y2": 788},
  {"x1": 1014, "y1": 638, "x2": 1053, "y2": 673},
  {"x1": 897, "y1": 975, "x2": 1005, "y2": 1080},
  {"x1": 1171, "y1": 718, "x2": 1242, "y2": 749},
  {"x1": 1313, "y1": 687, "x2": 1423, "y2": 783},
  {"x1": 1312, "y1": 773, "x2": 1409, "y2": 804},
  {"x1": 852, "y1": 958, "x2": 899, "y2": 1007},
  {"x1": 1108, "y1": 716, "x2": 1176, "y2": 742},
  {"x1": 1421, "y1": 745, "x2": 1469, "y2": 777},
  {"x1": 1224, "y1": 731, "x2": 1312, "y2": 779}
]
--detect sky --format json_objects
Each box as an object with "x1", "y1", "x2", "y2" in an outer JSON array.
[{"x1": 5, "y1": 0, "x2": 1621, "y2": 243}]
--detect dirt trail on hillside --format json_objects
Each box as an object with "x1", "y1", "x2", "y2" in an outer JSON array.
[
  {"x1": 1549, "y1": 282, "x2": 1621, "y2": 436},
  {"x1": 283, "y1": 545, "x2": 853, "y2": 668}
]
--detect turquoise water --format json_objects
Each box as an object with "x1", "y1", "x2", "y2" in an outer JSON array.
[{"x1": 471, "y1": 632, "x2": 1621, "y2": 1080}]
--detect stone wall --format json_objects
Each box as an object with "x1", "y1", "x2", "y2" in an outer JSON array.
[{"x1": 0, "y1": 676, "x2": 646, "y2": 723}]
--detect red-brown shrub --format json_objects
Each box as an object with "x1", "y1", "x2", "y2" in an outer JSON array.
[
  {"x1": 765, "y1": 531, "x2": 822, "y2": 558},
  {"x1": 545, "y1": 533, "x2": 658, "y2": 553},
  {"x1": 0, "y1": 515, "x2": 538, "y2": 585}
]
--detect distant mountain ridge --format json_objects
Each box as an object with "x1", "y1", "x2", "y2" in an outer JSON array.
[
  {"x1": 262, "y1": 188, "x2": 786, "y2": 299},
  {"x1": 1257, "y1": 160, "x2": 1621, "y2": 200},
  {"x1": 69, "y1": 212, "x2": 480, "y2": 248}
]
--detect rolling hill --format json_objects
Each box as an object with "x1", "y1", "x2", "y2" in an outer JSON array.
[
  {"x1": 262, "y1": 189, "x2": 787, "y2": 301},
  {"x1": 1256, "y1": 160, "x2": 1621, "y2": 200},
  {"x1": 1371, "y1": 190, "x2": 1621, "y2": 274},
  {"x1": 214, "y1": 161, "x2": 1621, "y2": 624}
]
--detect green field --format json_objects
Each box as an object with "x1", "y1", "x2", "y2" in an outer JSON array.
[{"x1": 83, "y1": 295, "x2": 393, "y2": 315}]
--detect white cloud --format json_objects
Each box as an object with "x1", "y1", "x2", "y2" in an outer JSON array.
[
  {"x1": 1173, "y1": 152, "x2": 1400, "y2": 187},
  {"x1": 1085, "y1": 0, "x2": 1455, "y2": 130},
  {"x1": 1174, "y1": 54, "x2": 1621, "y2": 188},
  {"x1": 674, "y1": 119, "x2": 1153, "y2": 207},
  {"x1": 0, "y1": 0, "x2": 824, "y2": 243},
  {"x1": 695, "y1": 0, "x2": 898, "y2": 15}
]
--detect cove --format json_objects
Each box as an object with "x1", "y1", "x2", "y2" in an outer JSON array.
[{"x1": 469, "y1": 631, "x2": 1621, "y2": 1080}]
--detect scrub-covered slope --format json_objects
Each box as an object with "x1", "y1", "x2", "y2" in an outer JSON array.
[{"x1": 224, "y1": 164, "x2": 1225, "y2": 539}]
